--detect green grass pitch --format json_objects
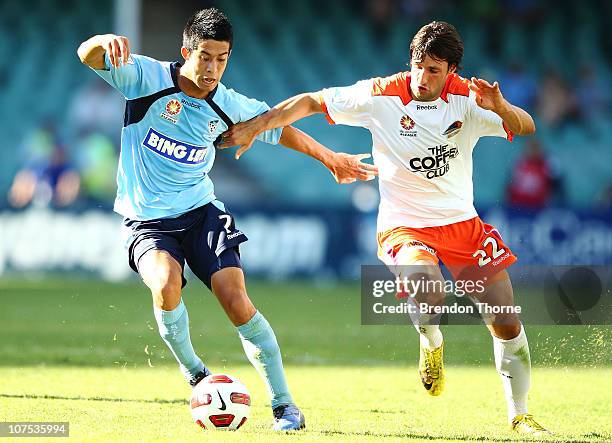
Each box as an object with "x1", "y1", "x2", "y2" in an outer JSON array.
[{"x1": 1, "y1": 278, "x2": 610, "y2": 442}]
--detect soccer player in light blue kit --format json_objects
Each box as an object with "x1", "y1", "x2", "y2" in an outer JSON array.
[{"x1": 77, "y1": 8, "x2": 377, "y2": 431}]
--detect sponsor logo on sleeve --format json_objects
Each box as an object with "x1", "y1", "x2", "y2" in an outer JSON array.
[{"x1": 142, "y1": 128, "x2": 209, "y2": 164}]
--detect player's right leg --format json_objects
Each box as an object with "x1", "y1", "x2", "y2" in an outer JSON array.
[
  {"x1": 138, "y1": 249, "x2": 210, "y2": 386},
  {"x1": 209, "y1": 265, "x2": 305, "y2": 431},
  {"x1": 398, "y1": 255, "x2": 446, "y2": 396},
  {"x1": 381, "y1": 233, "x2": 447, "y2": 396}
]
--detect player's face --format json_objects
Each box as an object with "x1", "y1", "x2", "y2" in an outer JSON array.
[
  {"x1": 182, "y1": 39, "x2": 231, "y2": 93},
  {"x1": 409, "y1": 55, "x2": 455, "y2": 101}
]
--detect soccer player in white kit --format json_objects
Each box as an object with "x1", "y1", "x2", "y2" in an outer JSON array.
[{"x1": 220, "y1": 21, "x2": 550, "y2": 435}]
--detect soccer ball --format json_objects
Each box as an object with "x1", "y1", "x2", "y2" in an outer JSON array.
[{"x1": 190, "y1": 374, "x2": 251, "y2": 430}]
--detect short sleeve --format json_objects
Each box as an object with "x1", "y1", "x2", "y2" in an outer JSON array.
[
  {"x1": 91, "y1": 53, "x2": 170, "y2": 100},
  {"x1": 320, "y1": 79, "x2": 374, "y2": 128},
  {"x1": 227, "y1": 89, "x2": 281, "y2": 145},
  {"x1": 467, "y1": 92, "x2": 513, "y2": 141}
]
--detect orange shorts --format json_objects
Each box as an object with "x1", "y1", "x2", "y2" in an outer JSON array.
[{"x1": 377, "y1": 217, "x2": 517, "y2": 283}]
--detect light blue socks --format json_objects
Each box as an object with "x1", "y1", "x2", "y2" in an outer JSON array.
[
  {"x1": 237, "y1": 311, "x2": 293, "y2": 408},
  {"x1": 154, "y1": 299, "x2": 207, "y2": 383},
  {"x1": 154, "y1": 302, "x2": 292, "y2": 404}
]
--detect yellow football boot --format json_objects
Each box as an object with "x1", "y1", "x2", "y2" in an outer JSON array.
[
  {"x1": 418, "y1": 341, "x2": 445, "y2": 396},
  {"x1": 511, "y1": 414, "x2": 551, "y2": 437}
]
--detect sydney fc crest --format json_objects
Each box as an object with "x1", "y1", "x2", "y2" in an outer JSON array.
[{"x1": 208, "y1": 120, "x2": 220, "y2": 133}]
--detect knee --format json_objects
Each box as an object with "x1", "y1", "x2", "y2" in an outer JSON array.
[
  {"x1": 220, "y1": 287, "x2": 256, "y2": 326},
  {"x1": 425, "y1": 286, "x2": 445, "y2": 307},
  {"x1": 409, "y1": 272, "x2": 445, "y2": 306},
  {"x1": 491, "y1": 315, "x2": 521, "y2": 340},
  {"x1": 149, "y1": 272, "x2": 182, "y2": 310},
  {"x1": 229, "y1": 293, "x2": 255, "y2": 325}
]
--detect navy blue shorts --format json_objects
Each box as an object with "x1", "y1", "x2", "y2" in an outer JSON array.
[{"x1": 122, "y1": 201, "x2": 248, "y2": 290}]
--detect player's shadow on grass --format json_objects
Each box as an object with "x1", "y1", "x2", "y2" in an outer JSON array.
[{"x1": 0, "y1": 393, "x2": 187, "y2": 405}]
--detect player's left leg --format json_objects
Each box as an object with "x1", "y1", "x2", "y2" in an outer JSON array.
[
  {"x1": 210, "y1": 261, "x2": 305, "y2": 431},
  {"x1": 439, "y1": 217, "x2": 548, "y2": 433},
  {"x1": 378, "y1": 227, "x2": 446, "y2": 396},
  {"x1": 478, "y1": 271, "x2": 549, "y2": 435},
  {"x1": 183, "y1": 202, "x2": 303, "y2": 430}
]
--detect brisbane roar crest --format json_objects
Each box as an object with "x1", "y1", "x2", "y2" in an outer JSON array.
[{"x1": 443, "y1": 120, "x2": 463, "y2": 138}]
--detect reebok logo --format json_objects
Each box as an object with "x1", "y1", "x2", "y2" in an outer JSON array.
[
  {"x1": 417, "y1": 104, "x2": 437, "y2": 110},
  {"x1": 492, "y1": 252, "x2": 511, "y2": 267},
  {"x1": 226, "y1": 230, "x2": 244, "y2": 240},
  {"x1": 181, "y1": 98, "x2": 201, "y2": 110}
]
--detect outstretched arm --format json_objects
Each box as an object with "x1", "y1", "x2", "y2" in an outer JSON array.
[
  {"x1": 468, "y1": 78, "x2": 536, "y2": 135},
  {"x1": 218, "y1": 91, "x2": 377, "y2": 183},
  {"x1": 277, "y1": 125, "x2": 377, "y2": 184},
  {"x1": 219, "y1": 93, "x2": 324, "y2": 158},
  {"x1": 77, "y1": 34, "x2": 130, "y2": 69}
]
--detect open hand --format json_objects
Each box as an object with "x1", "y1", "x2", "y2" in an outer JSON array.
[
  {"x1": 218, "y1": 120, "x2": 260, "y2": 159},
  {"x1": 328, "y1": 153, "x2": 378, "y2": 184},
  {"x1": 104, "y1": 34, "x2": 130, "y2": 68},
  {"x1": 468, "y1": 77, "x2": 507, "y2": 112}
]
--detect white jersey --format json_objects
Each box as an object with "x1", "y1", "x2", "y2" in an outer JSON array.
[{"x1": 320, "y1": 72, "x2": 512, "y2": 231}]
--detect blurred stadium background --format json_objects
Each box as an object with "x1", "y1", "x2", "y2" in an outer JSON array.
[
  {"x1": 1, "y1": 0, "x2": 611, "y2": 281},
  {"x1": 1, "y1": 1, "x2": 611, "y2": 440}
]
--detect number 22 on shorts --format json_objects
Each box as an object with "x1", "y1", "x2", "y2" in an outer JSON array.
[{"x1": 472, "y1": 236, "x2": 506, "y2": 267}]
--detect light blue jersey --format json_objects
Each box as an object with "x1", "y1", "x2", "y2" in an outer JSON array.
[{"x1": 92, "y1": 53, "x2": 281, "y2": 220}]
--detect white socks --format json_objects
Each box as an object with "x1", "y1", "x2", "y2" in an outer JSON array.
[
  {"x1": 493, "y1": 325, "x2": 531, "y2": 422},
  {"x1": 418, "y1": 324, "x2": 444, "y2": 349},
  {"x1": 405, "y1": 286, "x2": 531, "y2": 423},
  {"x1": 405, "y1": 297, "x2": 444, "y2": 349}
]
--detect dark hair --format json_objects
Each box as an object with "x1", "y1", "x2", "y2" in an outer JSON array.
[
  {"x1": 410, "y1": 21, "x2": 463, "y2": 71},
  {"x1": 183, "y1": 8, "x2": 233, "y2": 51}
]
